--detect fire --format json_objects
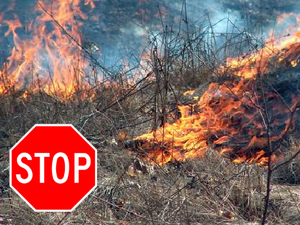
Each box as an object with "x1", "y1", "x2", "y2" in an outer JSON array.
[
  {"x1": 291, "y1": 60, "x2": 298, "y2": 67},
  {"x1": 134, "y1": 14, "x2": 300, "y2": 166},
  {"x1": 221, "y1": 13, "x2": 300, "y2": 80},
  {"x1": 183, "y1": 90, "x2": 196, "y2": 96},
  {"x1": 0, "y1": 0, "x2": 98, "y2": 99},
  {"x1": 135, "y1": 74, "x2": 300, "y2": 166}
]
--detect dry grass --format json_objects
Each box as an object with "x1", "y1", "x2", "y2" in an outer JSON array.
[
  {"x1": 1, "y1": 136, "x2": 299, "y2": 224},
  {"x1": 0, "y1": 16, "x2": 300, "y2": 225}
]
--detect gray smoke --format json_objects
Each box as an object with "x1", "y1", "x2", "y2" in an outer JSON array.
[{"x1": 0, "y1": 0, "x2": 299, "y2": 68}]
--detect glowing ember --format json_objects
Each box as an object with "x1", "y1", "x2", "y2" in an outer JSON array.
[
  {"x1": 134, "y1": 14, "x2": 300, "y2": 166},
  {"x1": 0, "y1": 0, "x2": 98, "y2": 99},
  {"x1": 183, "y1": 90, "x2": 196, "y2": 96}
]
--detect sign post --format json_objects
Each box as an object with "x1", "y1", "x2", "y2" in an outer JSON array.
[{"x1": 10, "y1": 124, "x2": 97, "y2": 212}]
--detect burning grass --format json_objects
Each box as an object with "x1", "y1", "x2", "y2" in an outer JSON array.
[
  {"x1": 132, "y1": 43, "x2": 300, "y2": 167},
  {"x1": 1, "y1": 1, "x2": 300, "y2": 224},
  {"x1": 1, "y1": 48, "x2": 300, "y2": 225}
]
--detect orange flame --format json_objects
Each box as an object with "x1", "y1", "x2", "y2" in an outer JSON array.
[
  {"x1": 221, "y1": 13, "x2": 300, "y2": 80},
  {"x1": 135, "y1": 14, "x2": 300, "y2": 166},
  {"x1": 0, "y1": 0, "x2": 99, "y2": 99}
]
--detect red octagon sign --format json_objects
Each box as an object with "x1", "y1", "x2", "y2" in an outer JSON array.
[{"x1": 10, "y1": 124, "x2": 97, "y2": 212}]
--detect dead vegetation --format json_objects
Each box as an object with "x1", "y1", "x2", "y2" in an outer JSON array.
[{"x1": 1, "y1": 3, "x2": 300, "y2": 225}]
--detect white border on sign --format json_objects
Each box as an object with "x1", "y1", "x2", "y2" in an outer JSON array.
[{"x1": 9, "y1": 124, "x2": 98, "y2": 212}]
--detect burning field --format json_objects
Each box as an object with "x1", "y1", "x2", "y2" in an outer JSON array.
[
  {"x1": 0, "y1": 0, "x2": 300, "y2": 224},
  {"x1": 0, "y1": 0, "x2": 102, "y2": 100},
  {"x1": 131, "y1": 32, "x2": 300, "y2": 166}
]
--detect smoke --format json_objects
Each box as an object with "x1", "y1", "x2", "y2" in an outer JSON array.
[{"x1": 0, "y1": 0, "x2": 300, "y2": 68}]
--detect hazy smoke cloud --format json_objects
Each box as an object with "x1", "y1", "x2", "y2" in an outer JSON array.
[{"x1": 0, "y1": 0, "x2": 299, "y2": 67}]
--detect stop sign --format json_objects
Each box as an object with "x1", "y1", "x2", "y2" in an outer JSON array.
[{"x1": 10, "y1": 124, "x2": 97, "y2": 211}]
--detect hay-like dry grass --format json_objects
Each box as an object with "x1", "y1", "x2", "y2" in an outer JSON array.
[{"x1": 1, "y1": 15, "x2": 300, "y2": 224}]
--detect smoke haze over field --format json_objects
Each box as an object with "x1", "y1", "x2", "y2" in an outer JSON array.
[{"x1": 0, "y1": 0, "x2": 299, "y2": 67}]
